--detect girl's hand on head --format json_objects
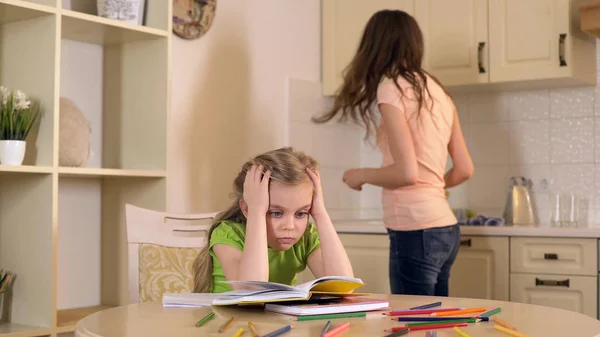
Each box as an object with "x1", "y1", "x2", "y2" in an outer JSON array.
[
  {"x1": 243, "y1": 164, "x2": 271, "y2": 216},
  {"x1": 342, "y1": 168, "x2": 366, "y2": 191},
  {"x1": 306, "y1": 167, "x2": 328, "y2": 219}
]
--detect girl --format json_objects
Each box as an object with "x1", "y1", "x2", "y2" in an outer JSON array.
[
  {"x1": 192, "y1": 147, "x2": 354, "y2": 293},
  {"x1": 312, "y1": 10, "x2": 474, "y2": 297}
]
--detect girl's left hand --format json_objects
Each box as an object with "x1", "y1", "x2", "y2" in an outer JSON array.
[
  {"x1": 306, "y1": 167, "x2": 328, "y2": 218},
  {"x1": 342, "y1": 168, "x2": 366, "y2": 191}
]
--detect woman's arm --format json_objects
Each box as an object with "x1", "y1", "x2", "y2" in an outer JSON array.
[
  {"x1": 444, "y1": 104, "x2": 474, "y2": 188},
  {"x1": 212, "y1": 165, "x2": 271, "y2": 289},
  {"x1": 305, "y1": 168, "x2": 354, "y2": 278},
  {"x1": 343, "y1": 102, "x2": 418, "y2": 191}
]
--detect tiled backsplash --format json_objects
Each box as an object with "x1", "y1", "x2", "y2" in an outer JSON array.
[{"x1": 287, "y1": 40, "x2": 600, "y2": 226}]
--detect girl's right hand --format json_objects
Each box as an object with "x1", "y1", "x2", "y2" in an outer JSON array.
[{"x1": 243, "y1": 164, "x2": 271, "y2": 215}]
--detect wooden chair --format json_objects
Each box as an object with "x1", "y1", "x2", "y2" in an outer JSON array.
[{"x1": 125, "y1": 204, "x2": 219, "y2": 303}]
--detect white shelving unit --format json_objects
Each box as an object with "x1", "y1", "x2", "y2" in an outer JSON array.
[{"x1": 0, "y1": 0, "x2": 171, "y2": 336}]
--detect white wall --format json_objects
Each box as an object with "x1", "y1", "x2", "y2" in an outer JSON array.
[{"x1": 168, "y1": 0, "x2": 322, "y2": 214}]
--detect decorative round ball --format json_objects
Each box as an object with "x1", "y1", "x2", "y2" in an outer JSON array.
[
  {"x1": 173, "y1": 0, "x2": 217, "y2": 40},
  {"x1": 59, "y1": 97, "x2": 91, "y2": 167}
]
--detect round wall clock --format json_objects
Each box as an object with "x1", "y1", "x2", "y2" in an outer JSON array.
[{"x1": 173, "y1": 0, "x2": 217, "y2": 40}]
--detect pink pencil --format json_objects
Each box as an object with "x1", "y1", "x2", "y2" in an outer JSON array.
[{"x1": 323, "y1": 322, "x2": 350, "y2": 337}]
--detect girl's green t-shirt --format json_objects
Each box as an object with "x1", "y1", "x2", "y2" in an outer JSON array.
[{"x1": 208, "y1": 220, "x2": 321, "y2": 293}]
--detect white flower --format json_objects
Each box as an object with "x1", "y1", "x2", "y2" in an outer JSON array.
[
  {"x1": 0, "y1": 86, "x2": 8, "y2": 105},
  {"x1": 13, "y1": 90, "x2": 30, "y2": 110}
]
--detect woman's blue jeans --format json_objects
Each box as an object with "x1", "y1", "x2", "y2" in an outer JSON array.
[{"x1": 387, "y1": 224, "x2": 460, "y2": 296}]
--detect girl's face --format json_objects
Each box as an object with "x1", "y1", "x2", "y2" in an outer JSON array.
[{"x1": 265, "y1": 180, "x2": 314, "y2": 251}]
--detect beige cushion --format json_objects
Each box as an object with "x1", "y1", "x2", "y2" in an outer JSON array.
[{"x1": 59, "y1": 97, "x2": 91, "y2": 167}]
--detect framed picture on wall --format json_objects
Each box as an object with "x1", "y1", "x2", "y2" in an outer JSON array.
[{"x1": 173, "y1": 0, "x2": 217, "y2": 40}]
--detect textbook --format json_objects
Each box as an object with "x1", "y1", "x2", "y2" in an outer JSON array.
[
  {"x1": 162, "y1": 276, "x2": 367, "y2": 307},
  {"x1": 264, "y1": 296, "x2": 390, "y2": 316}
]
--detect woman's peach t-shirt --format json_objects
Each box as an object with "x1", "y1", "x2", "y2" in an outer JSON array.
[{"x1": 376, "y1": 74, "x2": 457, "y2": 231}]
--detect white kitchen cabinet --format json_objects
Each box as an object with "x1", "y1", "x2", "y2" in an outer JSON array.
[
  {"x1": 510, "y1": 273, "x2": 597, "y2": 319},
  {"x1": 296, "y1": 233, "x2": 391, "y2": 294},
  {"x1": 321, "y1": 0, "x2": 419, "y2": 95},
  {"x1": 417, "y1": 0, "x2": 489, "y2": 87},
  {"x1": 321, "y1": 0, "x2": 596, "y2": 95},
  {"x1": 449, "y1": 236, "x2": 510, "y2": 301}
]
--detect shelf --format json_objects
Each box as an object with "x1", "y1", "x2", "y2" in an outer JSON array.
[
  {"x1": 0, "y1": 166, "x2": 52, "y2": 174},
  {"x1": 56, "y1": 305, "x2": 112, "y2": 334},
  {"x1": 579, "y1": 0, "x2": 600, "y2": 38},
  {"x1": 0, "y1": 323, "x2": 51, "y2": 337},
  {"x1": 0, "y1": 0, "x2": 55, "y2": 25},
  {"x1": 58, "y1": 167, "x2": 166, "y2": 178},
  {"x1": 61, "y1": 9, "x2": 168, "y2": 45}
]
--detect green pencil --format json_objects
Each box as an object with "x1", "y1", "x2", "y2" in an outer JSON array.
[
  {"x1": 478, "y1": 307, "x2": 501, "y2": 317},
  {"x1": 196, "y1": 311, "x2": 215, "y2": 327},
  {"x1": 294, "y1": 312, "x2": 366, "y2": 321},
  {"x1": 406, "y1": 318, "x2": 477, "y2": 327}
]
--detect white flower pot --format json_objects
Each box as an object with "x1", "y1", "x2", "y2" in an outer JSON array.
[{"x1": 0, "y1": 140, "x2": 26, "y2": 166}]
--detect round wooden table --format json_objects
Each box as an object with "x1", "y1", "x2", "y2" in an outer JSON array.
[{"x1": 75, "y1": 294, "x2": 600, "y2": 336}]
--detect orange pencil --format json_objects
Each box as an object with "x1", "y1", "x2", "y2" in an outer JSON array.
[
  {"x1": 431, "y1": 307, "x2": 486, "y2": 317},
  {"x1": 323, "y1": 322, "x2": 350, "y2": 337},
  {"x1": 492, "y1": 317, "x2": 518, "y2": 331}
]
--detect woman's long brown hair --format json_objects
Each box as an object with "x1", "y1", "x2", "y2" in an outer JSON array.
[{"x1": 312, "y1": 9, "x2": 449, "y2": 138}]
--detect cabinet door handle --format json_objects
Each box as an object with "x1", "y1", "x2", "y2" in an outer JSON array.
[
  {"x1": 559, "y1": 33, "x2": 567, "y2": 67},
  {"x1": 477, "y1": 42, "x2": 486, "y2": 73},
  {"x1": 544, "y1": 253, "x2": 558, "y2": 260},
  {"x1": 535, "y1": 277, "x2": 570, "y2": 288},
  {"x1": 460, "y1": 239, "x2": 472, "y2": 247}
]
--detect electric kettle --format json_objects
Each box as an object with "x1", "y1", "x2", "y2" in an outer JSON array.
[{"x1": 502, "y1": 176, "x2": 538, "y2": 226}]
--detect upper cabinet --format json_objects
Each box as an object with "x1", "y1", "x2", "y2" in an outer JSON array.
[{"x1": 321, "y1": 0, "x2": 597, "y2": 95}]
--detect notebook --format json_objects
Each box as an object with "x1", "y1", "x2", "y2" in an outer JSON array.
[
  {"x1": 264, "y1": 296, "x2": 390, "y2": 316},
  {"x1": 161, "y1": 276, "x2": 367, "y2": 307}
]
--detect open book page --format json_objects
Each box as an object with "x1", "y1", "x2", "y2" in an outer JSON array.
[
  {"x1": 219, "y1": 280, "x2": 296, "y2": 292},
  {"x1": 294, "y1": 276, "x2": 365, "y2": 294}
]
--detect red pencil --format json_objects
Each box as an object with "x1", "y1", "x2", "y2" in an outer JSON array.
[
  {"x1": 385, "y1": 308, "x2": 461, "y2": 316},
  {"x1": 384, "y1": 322, "x2": 468, "y2": 333}
]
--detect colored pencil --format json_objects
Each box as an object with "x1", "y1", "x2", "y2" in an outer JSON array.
[
  {"x1": 405, "y1": 318, "x2": 477, "y2": 327},
  {"x1": 195, "y1": 311, "x2": 215, "y2": 327},
  {"x1": 492, "y1": 317, "x2": 517, "y2": 330},
  {"x1": 453, "y1": 326, "x2": 472, "y2": 337},
  {"x1": 231, "y1": 328, "x2": 244, "y2": 337},
  {"x1": 387, "y1": 308, "x2": 461, "y2": 316},
  {"x1": 248, "y1": 321, "x2": 260, "y2": 337},
  {"x1": 431, "y1": 307, "x2": 487, "y2": 317},
  {"x1": 262, "y1": 325, "x2": 292, "y2": 337},
  {"x1": 320, "y1": 320, "x2": 332, "y2": 336},
  {"x1": 392, "y1": 316, "x2": 488, "y2": 322},
  {"x1": 478, "y1": 307, "x2": 501, "y2": 317},
  {"x1": 408, "y1": 322, "x2": 469, "y2": 331},
  {"x1": 409, "y1": 301, "x2": 442, "y2": 310},
  {"x1": 294, "y1": 312, "x2": 366, "y2": 321},
  {"x1": 218, "y1": 316, "x2": 234, "y2": 333},
  {"x1": 323, "y1": 322, "x2": 350, "y2": 337},
  {"x1": 494, "y1": 324, "x2": 532, "y2": 337},
  {"x1": 426, "y1": 332, "x2": 438, "y2": 337},
  {"x1": 383, "y1": 327, "x2": 409, "y2": 337}
]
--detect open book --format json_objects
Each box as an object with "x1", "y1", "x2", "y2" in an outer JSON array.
[{"x1": 162, "y1": 276, "x2": 367, "y2": 307}]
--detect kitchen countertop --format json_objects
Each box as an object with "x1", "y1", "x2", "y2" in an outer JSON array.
[{"x1": 332, "y1": 219, "x2": 600, "y2": 238}]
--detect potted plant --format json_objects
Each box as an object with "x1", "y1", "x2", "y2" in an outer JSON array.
[{"x1": 0, "y1": 86, "x2": 40, "y2": 166}]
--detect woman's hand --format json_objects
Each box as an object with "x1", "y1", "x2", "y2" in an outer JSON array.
[
  {"x1": 306, "y1": 167, "x2": 328, "y2": 219},
  {"x1": 243, "y1": 164, "x2": 271, "y2": 215},
  {"x1": 342, "y1": 168, "x2": 366, "y2": 191}
]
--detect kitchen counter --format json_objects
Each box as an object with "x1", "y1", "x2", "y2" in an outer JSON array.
[{"x1": 332, "y1": 219, "x2": 600, "y2": 238}]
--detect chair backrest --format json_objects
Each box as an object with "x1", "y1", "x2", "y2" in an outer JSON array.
[{"x1": 125, "y1": 204, "x2": 219, "y2": 303}]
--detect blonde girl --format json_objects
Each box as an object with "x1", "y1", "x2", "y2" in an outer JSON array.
[{"x1": 192, "y1": 147, "x2": 354, "y2": 293}]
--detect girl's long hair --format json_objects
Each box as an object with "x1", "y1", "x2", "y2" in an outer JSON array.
[
  {"x1": 312, "y1": 9, "x2": 449, "y2": 138},
  {"x1": 192, "y1": 147, "x2": 318, "y2": 293}
]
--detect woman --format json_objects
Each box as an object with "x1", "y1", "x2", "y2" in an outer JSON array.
[{"x1": 312, "y1": 9, "x2": 473, "y2": 296}]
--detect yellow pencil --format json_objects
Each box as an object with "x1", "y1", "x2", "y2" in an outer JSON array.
[
  {"x1": 494, "y1": 324, "x2": 532, "y2": 337},
  {"x1": 219, "y1": 317, "x2": 234, "y2": 333},
  {"x1": 492, "y1": 317, "x2": 518, "y2": 331},
  {"x1": 248, "y1": 321, "x2": 259, "y2": 337},
  {"x1": 231, "y1": 327, "x2": 244, "y2": 337},
  {"x1": 453, "y1": 326, "x2": 472, "y2": 337}
]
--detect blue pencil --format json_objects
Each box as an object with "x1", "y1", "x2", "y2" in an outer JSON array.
[
  {"x1": 409, "y1": 301, "x2": 442, "y2": 310},
  {"x1": 320, "y1": 321, "x2": 332, "y2": 336},
  {"x1": 392, "y1": 316, "x2": 489, "y2": 322},
  {"x1": 261, "y1": 325, "x2": 292, "y2": 337}
]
